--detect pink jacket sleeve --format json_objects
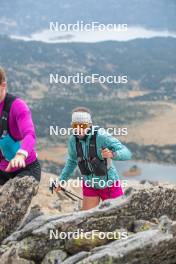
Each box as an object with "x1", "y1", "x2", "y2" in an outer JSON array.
[{"x1": 12, "y1": 99, "x2": 36, "y2": 156}]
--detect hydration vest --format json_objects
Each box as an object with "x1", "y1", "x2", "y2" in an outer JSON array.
[
  {"x1": 0, "y1": 93, "x2": 17, "y2": 139},
  {"x1": 75, "y1": 130, "x2": 107, "y2": 176},
  {"x1": 0, "y1": 93, "x2": 20, "y2": 161}
]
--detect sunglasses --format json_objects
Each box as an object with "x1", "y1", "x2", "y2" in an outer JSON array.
[{"x1": 72, "y1": 122, "x2": 90, "y2": 129}]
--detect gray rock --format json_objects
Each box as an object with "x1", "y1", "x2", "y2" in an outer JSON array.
[
  {"x1": 76, "y1": 230, "x2": 174, "y2": 264},
  {"x1": 41, "y1": 249, "x2": 67, "y2": 264},
  {"x1": 0, "y1": 245, "x2": 35, "y2": 264},
  {"x1": 62, "y1": 251, "x2": 90, "y2": 264},
  {"x1": 0, "y1": 176, "x2": 39, "y2": 242},
  {"x1": 171, "y1": 221, "x2": 176, "y2": 236},
  {"x1": 18, "y1": 204, "x2": 43, "y2": 230},
  {"x1": 2, "y1": 214, "x2": 66, "y2": 245},
  {"x1": 158, "y1": 215, "x2": 172, "y2": 233},
  {"x1": 1, "y1": 183, "x2": 176, "y2": 263},
  {"x1": 64, "y1": 230, "x2": 110, "y2": 254},
  {"x1": 130, "y1": 219, "x2": 156, "y2": 233},
  {"x1": 17, "y1": 235, "x2": 63, "y2": 262}
]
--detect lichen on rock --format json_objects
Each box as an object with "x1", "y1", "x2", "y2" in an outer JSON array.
[
  {"x1": 0, "y1": 179, "x2": 176, "y2": 263},
  {"x1": 0, "y1": 176, "x2": 39, "y2": 243}
]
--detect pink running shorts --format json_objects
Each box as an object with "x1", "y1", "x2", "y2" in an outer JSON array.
[{"x1": 82, "y1": 180, "x2": 124, "y2": 201}]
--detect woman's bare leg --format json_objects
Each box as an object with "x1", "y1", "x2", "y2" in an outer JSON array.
[{"x1": 82, "y1": 196, "x2": 100, "y2": 210}]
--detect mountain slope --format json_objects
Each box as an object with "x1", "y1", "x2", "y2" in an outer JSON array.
[{"x1": 0, "y1": 0, "x2": 176, "y2": 35}]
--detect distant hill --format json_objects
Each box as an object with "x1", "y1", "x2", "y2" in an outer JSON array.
[
  {"x1": 0, "y1": 36, "x2": 175, "y2": 139},
  {"x1": 0, "y1": 0, "x2": 175, "y2": 35},
  {"x1": 0, "y1": 36, "x2": 175, "y2": 97},
  {"x1": 0, "y1": 35, "x2": 175, "y2": 166}
]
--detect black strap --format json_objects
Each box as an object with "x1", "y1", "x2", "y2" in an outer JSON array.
[
  {"x1": 75, "y1": 131, "x2": 99, "y2": 161},
  {"x1": 89, "y1": 131, "x2": 108, "y2": 169},
  {"x1": 89, "y1": 131, "x2": 98, "y2": 159},
  {"x1": 76, "y1": 137, "x2": 85, "y2": 159},
  {"x1": 0, "y1": 93, "x2": 17, "y2": 137}
]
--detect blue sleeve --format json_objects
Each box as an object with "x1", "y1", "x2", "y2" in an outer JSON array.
[
  {"x1": 59, "y1": 136, "x2": 78, "y2": 181},
  {"x1": 99, "y1": 132, "x2": 132, "y2": 161},
  {"x1": 0, "y1": 135, "x2": 20, "y2": 161}
]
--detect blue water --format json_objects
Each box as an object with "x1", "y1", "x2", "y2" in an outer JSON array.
[
  {"x1": 115, "y1": 161, "x2": 176, "y2": 184},
  {"x1": 10, "y1": 26, "x2": 176, "y2": 43}
]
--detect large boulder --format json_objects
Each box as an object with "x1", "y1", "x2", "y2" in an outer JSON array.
[
  {"x1": 0, "y1": 245, "x2": 35, "y2": 264},
  {"x1": 70, "y1": 229, "x2": 176, "y2": 264},
  {"x1": 0, "y1": 183, "x2": 176, "y2": 263},
  {"x1": 0, "y1": 176, "x2": 39, "y2": 242}
]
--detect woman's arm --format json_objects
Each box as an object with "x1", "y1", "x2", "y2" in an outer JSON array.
[
  {"x1": 12, "y1": 99, "x2": 36, "y2": 158},
  {"x1": 101, "y1": 132, "x2": 132, "y2": 161},
  {"x1": 5, "y1": 99, "x2": 36, "y2": 171}
]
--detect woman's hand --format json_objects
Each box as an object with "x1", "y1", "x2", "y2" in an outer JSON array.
[
  {"x1": 5, "y1": 153, "x2": 26, "y2": 172},
  {"x1": 101, "y1": 148, "x2": 114, "y2": 159},
  {"x1": 54, "y1": 186, "x2": 62, "y2": 193}
]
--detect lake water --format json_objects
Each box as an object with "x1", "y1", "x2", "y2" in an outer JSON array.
[
  {"x1": 10, "y1": 26, "x2": 176, "y2": 43},
  {"x1": 116, "y1": 161, "x2": 176, "y2": 184}
]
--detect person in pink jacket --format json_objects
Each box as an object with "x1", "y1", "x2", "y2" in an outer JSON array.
[
  {"x1": 0, "y1": 66, "x2": 41, "y2": 242},
  {"x1": 0, "y1": 67, "x2": 41, "y2": 185}
]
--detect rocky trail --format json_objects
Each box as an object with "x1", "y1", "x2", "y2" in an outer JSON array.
[{"x1": 0, "y1": 174, "x2": 176, "y2": 263}]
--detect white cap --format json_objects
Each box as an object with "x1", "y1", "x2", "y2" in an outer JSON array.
[{"x1": 72, "y1": 111, "x2": 92, "y2": 124}]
